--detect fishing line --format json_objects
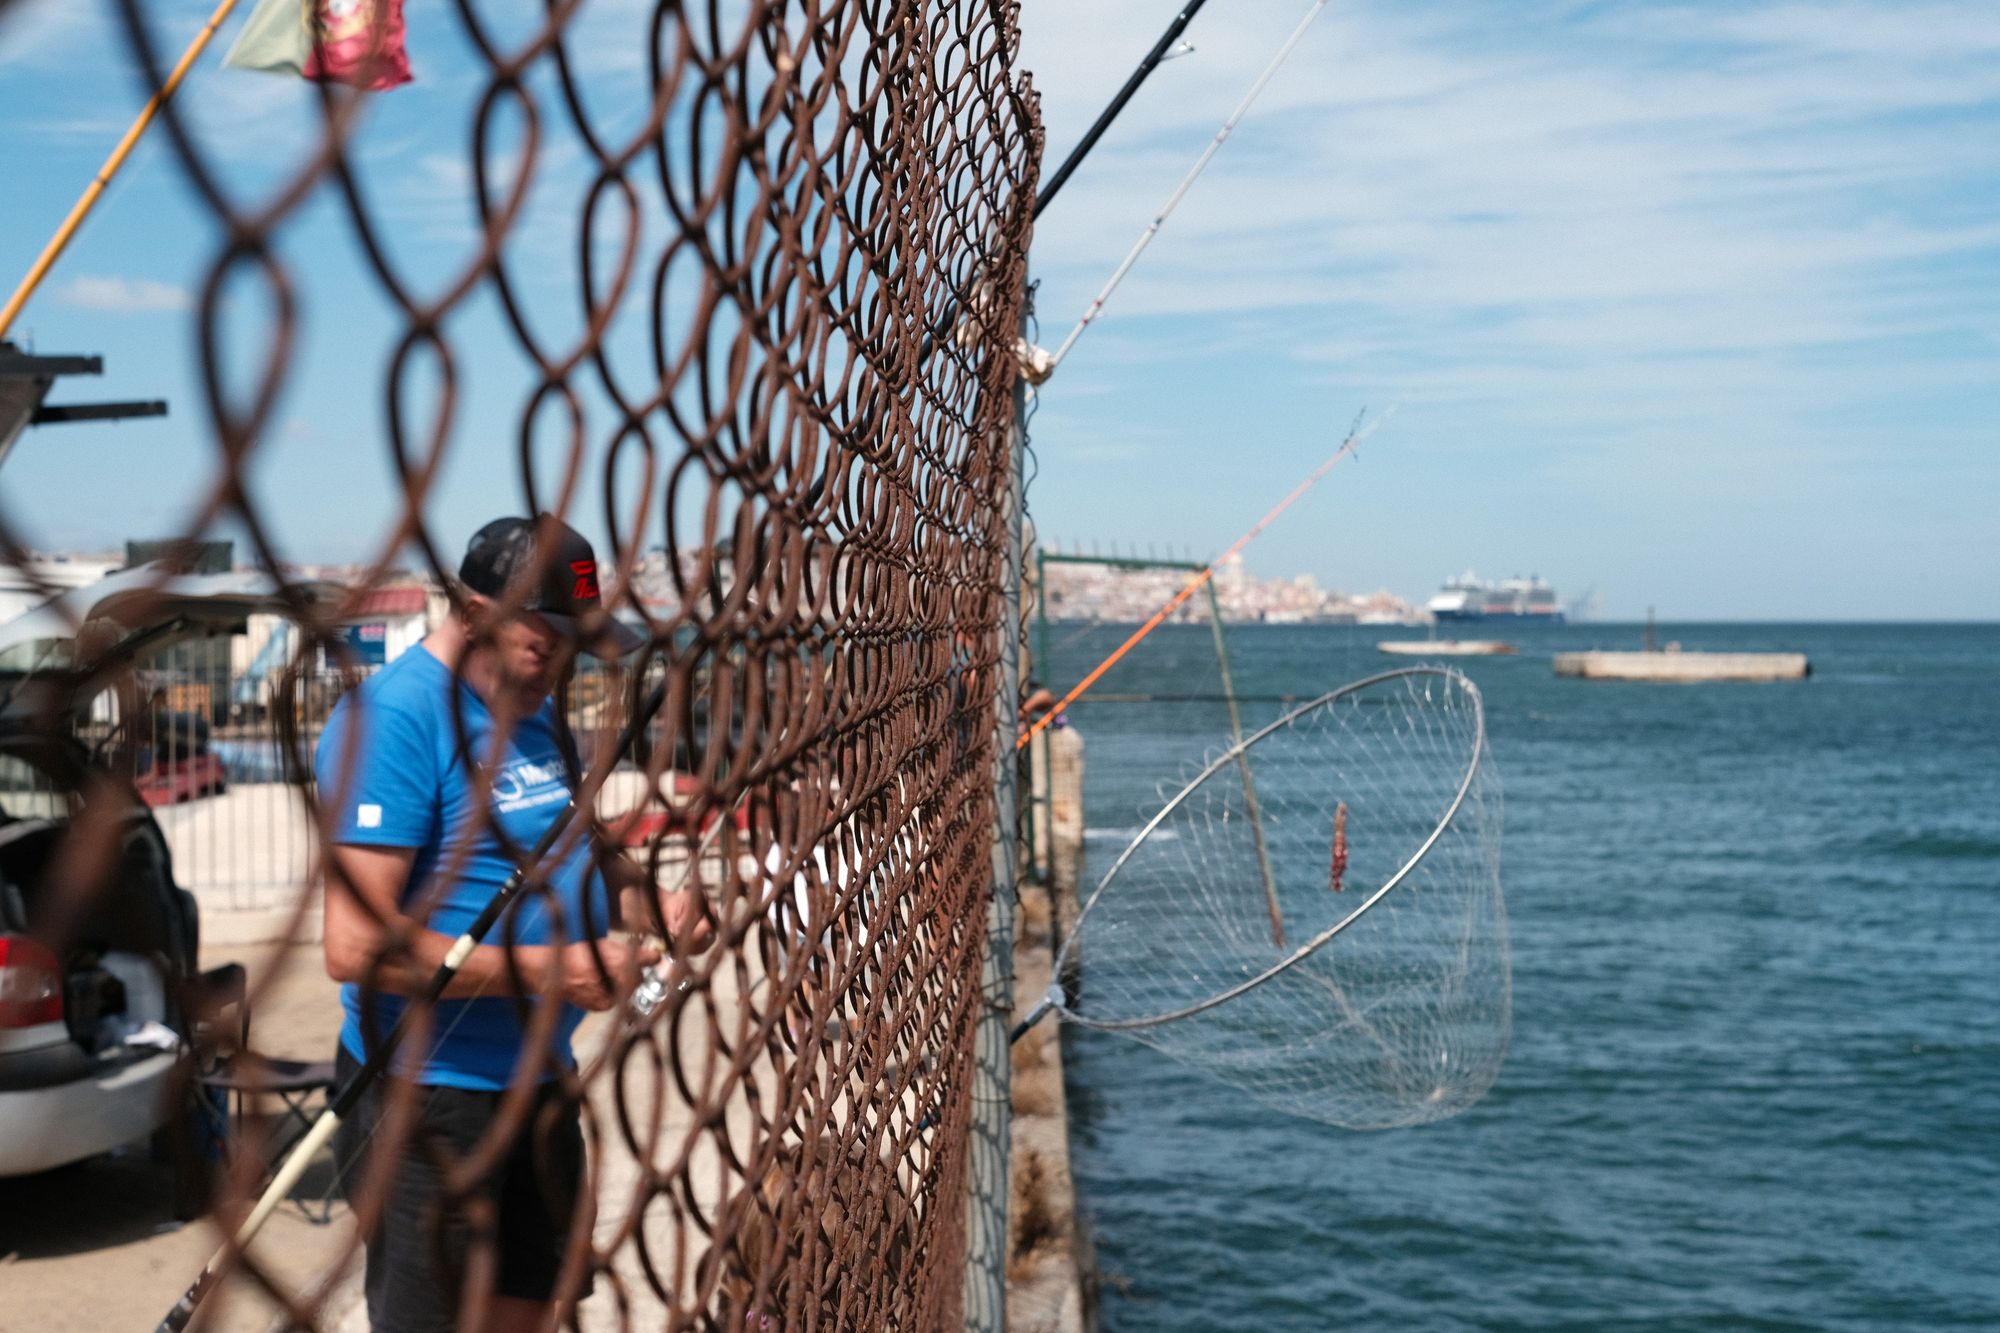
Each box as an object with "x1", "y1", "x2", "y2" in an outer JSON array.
[
  {"x1": 1034, "y1": 0, "x2": 1217, "y2": 216},
  {"x1": 1049, "y1": 0, "x2": 1335, "y2": 371},
  {"x1": 1018, "y1": 403, "x2": 1394, "y2": 753}
]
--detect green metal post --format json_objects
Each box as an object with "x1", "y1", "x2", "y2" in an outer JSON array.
[
  {"x1": 1033, "y1": 546, "x2": 1054, "y2": 879},
  {"x1": 1204, "y1": 578, "x2": 1285, "y2": 947}
]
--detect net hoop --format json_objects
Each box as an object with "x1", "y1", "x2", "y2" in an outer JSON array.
[{"x1": 1053, "y1": 665, "x2": 1487, "y2": 1032}]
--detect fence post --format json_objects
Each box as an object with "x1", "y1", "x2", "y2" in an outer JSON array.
[{"x1": 965, "y1": 345, "x2": 1027, "y2": 1331}]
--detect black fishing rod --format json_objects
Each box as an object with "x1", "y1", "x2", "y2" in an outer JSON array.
[
  {"x1": 1034, "y1": 0, "x2": 1214, "y2": 220},
  {"x1": 155, "y1": 676, "x2": 673, "y2": 1333},
  {"x1": 924, "y1": 0, "x2": 1215, "y2": 355}
]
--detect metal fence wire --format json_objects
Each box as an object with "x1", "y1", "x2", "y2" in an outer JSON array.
[{"x1": 7, "y1": 1, "x2": 1040, "y2": 1328}]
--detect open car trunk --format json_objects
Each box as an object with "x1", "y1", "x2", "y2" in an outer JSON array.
[
  {"x1": 0, "y1": 735, "x2": 198, "y2": 1048},
  {"x1": 0, "y1": 735, "x2": 202, "y2": 1177},
  {"x1": 0, "y1": 565, "x2": 333, "y2": 1177}
]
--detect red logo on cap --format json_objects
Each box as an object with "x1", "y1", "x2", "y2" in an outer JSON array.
[{"x1": 570, "y1": 560, "x2": 600, "y2": 601}]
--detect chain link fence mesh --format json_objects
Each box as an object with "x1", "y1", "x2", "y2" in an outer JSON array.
[{"x1": 4, "y1": 1, "x2": 1040, "y2": 1327}]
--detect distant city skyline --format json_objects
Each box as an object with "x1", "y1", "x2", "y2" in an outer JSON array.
[
  {"x1": 2, "y1": 1, "x2": 1995, "y2": 620},
  {"x1": 31, "y1": 538, "x2": 1985, "y2": 628}
]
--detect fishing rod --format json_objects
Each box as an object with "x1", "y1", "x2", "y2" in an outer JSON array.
[
  {"x1": 1048, "y1": 692, "x2": 1320, "y2": 704},
  {"x1": 1049, "y1": 0, "x2": 1333, "y2": 370},
  {"x1": 155, "y1": 673, "x2": 677, "y2": 1333},
  {"x1": 1017, "y1": 404, "x2": 1395, "y2": 755},
  {"x1": 1035, "y1": 0, "x2": 1214, "y2": 219},
  {"x1": 923, "y1": 0, "x2": 1217, "y2": 360}
]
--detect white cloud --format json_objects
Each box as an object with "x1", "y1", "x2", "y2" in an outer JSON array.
[
  {"x1": 59, "y1": 274, "x2": 193, "y2": 313},
  {"x1": 21, "y1": 115, "x2": 135, "y2": 140},
  {"x1": 1010, "y1": 0, "x2": 2000, "y2": 615},
  {"x1": 0, "y1": 0, "x2": 99, "y2": 67},
  {"x1": 1019, "y1": 0, "x2": 2000, "y2": 382}
]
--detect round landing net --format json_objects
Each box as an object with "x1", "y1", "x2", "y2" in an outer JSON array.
[{"x1": 1052, "y1": 666, "x2": 1509, "y2": 1128}]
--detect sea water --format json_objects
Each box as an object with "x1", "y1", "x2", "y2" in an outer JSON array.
[{"x1": 1045, "y1": 621, "x2": 2000, "y2": 1331}]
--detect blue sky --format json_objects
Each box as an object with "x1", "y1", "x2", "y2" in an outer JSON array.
[{"x1": 2, "y1": 0, "x2": 1995, "y2": 617}]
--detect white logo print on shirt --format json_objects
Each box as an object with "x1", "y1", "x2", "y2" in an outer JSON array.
[{"x1": 491, "y1": 752, "x2": 569, "y2": 814}]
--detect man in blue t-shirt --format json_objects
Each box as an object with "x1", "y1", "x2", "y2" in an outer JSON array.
[{"x1": 318, "y1": 515, "x2": 705, "y2": 1333}]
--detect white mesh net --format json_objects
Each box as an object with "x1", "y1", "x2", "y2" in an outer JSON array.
[{"x1": 1052, "y1": 666, "x2": 1509, "y2": 1129}]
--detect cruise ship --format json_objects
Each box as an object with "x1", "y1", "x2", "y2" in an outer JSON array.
[{"x1": 1427, "y1": 573, "x2": 1564, "y2": 622}]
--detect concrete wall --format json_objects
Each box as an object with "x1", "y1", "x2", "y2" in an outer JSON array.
[
  {"x1": 1007, "y1": 726, "x2": 1093, "y2": 1332},
  {"x1": 1554, "y1": 650, "x2": 1809, "y2": 681}
]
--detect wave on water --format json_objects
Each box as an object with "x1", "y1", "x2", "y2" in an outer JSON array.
[
  {"x1": 1085, "y1": 827, "x2": 1180, "y2": 843},
  {"x1": 1852, "y1": 829, "x2": 2000, "y2": 860}
]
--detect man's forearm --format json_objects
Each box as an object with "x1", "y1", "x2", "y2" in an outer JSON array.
[{"x1": 352, "y1": 923, "x2": 559, "y2": 1001}]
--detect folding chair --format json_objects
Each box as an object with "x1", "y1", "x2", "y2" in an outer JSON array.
[{"x1": 195, "y1": 966, "x2": 341, "y2": 1224}]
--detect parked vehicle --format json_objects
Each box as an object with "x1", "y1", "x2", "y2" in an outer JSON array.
[
  {"x1": 0, "y1": 723, "x2": 204, "y2": 1179},
  {"x1": 0, "y1": 566, "x2": 330, "y2": 1188},
  {"x1": 134, "y1": 711, "x2": 228, "y2": 806}
]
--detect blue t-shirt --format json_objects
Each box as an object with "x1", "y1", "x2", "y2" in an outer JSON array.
[{"x1": 314, "y1": 645, "x2": 614, "y2": 1089}]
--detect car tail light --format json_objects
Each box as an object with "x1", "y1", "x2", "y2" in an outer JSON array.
[{"x1": 0, "y1": 935, "x2": 64, "y2": 1029}]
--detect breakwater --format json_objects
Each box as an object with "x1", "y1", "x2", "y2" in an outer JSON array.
[{"x1": 1007, "y1": 726, "x2": 1093, "y2": 1331}]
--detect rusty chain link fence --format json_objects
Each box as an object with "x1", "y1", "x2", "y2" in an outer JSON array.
[{"x1": 3, "y1": 0, "x2": 1040, "y2": 1327}]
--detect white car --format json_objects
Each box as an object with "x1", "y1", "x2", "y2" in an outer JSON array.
[{"x1": 0, "y1": 566, "x2": 329, "y2": 1196}]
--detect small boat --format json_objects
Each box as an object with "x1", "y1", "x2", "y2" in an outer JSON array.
[{"x1": 1377, "y1": 639, "x2": 1517, "y2": 657}]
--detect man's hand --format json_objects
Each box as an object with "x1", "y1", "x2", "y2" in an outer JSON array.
[
  {"x1": 661, "y1": 887, "x2": 715, "y2": 953},
  {"x1": 610, "y1": 858, "x2": 717, "y2": 956},
  {"x1": 558, "y1": 936, "x2": 662, "y2": 1012}
]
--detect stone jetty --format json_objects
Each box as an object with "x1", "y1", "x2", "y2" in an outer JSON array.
[{"x1": 1554, "y1": 650, "x2": 1809, "y2": 682}]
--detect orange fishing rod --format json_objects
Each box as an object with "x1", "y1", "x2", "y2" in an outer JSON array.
[{"x1": 1017, "y1": 407, "x2": 1392, "y2": 752}]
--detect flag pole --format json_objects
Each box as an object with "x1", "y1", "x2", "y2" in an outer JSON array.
[{"x1": 0, "y1": 0, "x2": 242, "y2": 341}]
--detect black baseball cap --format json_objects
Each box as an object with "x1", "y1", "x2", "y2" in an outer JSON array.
[{"x1": 458, "y1": 515, "x2": 645, "y2": 657}]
